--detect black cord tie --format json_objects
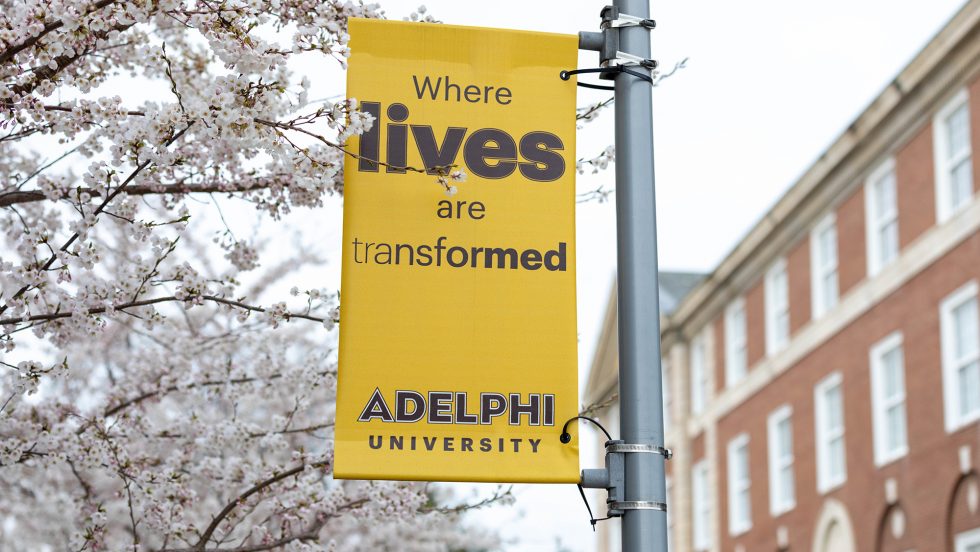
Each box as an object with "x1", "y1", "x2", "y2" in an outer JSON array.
[
  {"x1": 576, "y1": 483, "x2": 613, "y2": 531},
  {"x1": 560, "y1": 61, "x2": 658, "y2": 91},
  {"x1": 561, "y1": 416, "x2": 615, "y2": 530},
  {"x1": 608, "y1": 15, "x2": 657, "y2": 30},
  {"x1": 559, "y1": 415, "x2": 612, "y2": 443}
]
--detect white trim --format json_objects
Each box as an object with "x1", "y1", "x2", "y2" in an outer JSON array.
[
  {"x1": 956, "y1": 526, "x2": 980, "y2": 552},
  {"x1": 864, "y1": 157, "x2": 900, "y2": 277},
  {"x1": 687, "y1": 197, "x2": 980, "y2": 436},
  {"x1": 933, "y1": 88, "x2": 973, "y2": 224},
  {"x1": 810, "y1": 213, "x2": 840, "y2": 319},
  {"x1": 940, "y1": 280, "x2": 980, "y2": 432},
  {"x1": 767, "y1": 404, "x2": 795, "y2": 516},
  {"x1": 765, "y1": 258, "x2": 790, "y2": 356},
  {"x1": 869, "y1": 331, "x2": 908, "y2": 466},
  {"x1": 725, "y1": 297, "x2": 748, "y2": 388},
  {"x1": 811, "y1": 499, "x2": 857, "y2": 552},
  {"x1": 814, "y1": 372, "x2": 846, "y2": 493},
  {"x1": 691, "y1": 459, "x2": 711, "y2": 551},
  {"x1": 727, "y1": 433, "x2": 752, "y2": 536}
]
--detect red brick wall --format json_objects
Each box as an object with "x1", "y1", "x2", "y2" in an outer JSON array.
[
  {"x1": 715, "y1": 317, "x2": 726, "y2": 393},
  {"x1": 877, "y1": 505, "x2": 916, "y2": 552},
  {"x1": 969, "y1": 78, "x2": 980, "y2": 198},
  {"x1": 950, "y1": 473, "x2": 980, "y2": 541},
  {"x1": 691, "y1": 433, "x2": 705, "y2": 461},
  {"x1": 788, "y1": 238, "x2": 811, "y2": 333},
  {"x1": 895, "y1": 124, "x2": 936, "y2": 248},
  {"x1": 714, "y1": 233, "x2": 980, "y2": 552},
  {"x1": 746, "y1": 281, "x2": 766, "y2": 368},
  {"x1": 837, "y1": 189, "x2": 867, "y2": 297}
]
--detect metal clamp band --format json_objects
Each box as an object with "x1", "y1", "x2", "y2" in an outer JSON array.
[
  {"x1": 601, "y1": 13, "x2": 657, "y2": 30},
  {"x1": 610, "y1": 51, "x2": 659, "y2": 70},
  {"x1": 606, "y1": 443, "x2": 673, "y2": 459},
  {"x1": 609, "y1": 501, "x2": 667, "y2": 512}
]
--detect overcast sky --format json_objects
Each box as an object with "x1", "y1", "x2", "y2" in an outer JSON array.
[{"x1": 317, "y1": 1, "x2": 972, "y2": 549}]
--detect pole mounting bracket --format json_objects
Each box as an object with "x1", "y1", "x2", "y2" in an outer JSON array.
[
  {"x1": 580, "y1": 439, "x2": 670, "y2": 518},
  {"x1": 572, "y1": 5, "x2": 658, "y2": 88},
  {"x1": 601, "y1": 9, "x2": 656, "y2": 30}
]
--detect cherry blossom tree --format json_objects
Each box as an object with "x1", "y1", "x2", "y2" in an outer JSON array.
[{"x1": 0, "y1": 1, "x2": 499, "y2": 550}]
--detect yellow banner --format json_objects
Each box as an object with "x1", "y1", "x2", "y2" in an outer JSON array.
[{"x1": 334, "y1": 18, "x2": 579, "y2": 483}]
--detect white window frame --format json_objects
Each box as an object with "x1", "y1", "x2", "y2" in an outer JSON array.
[
  {"x1": 765, "y1": 258, "x2": 790, "y2": 356},
  {"x1": 940, "y1": 280, "x2": 980, "y2": 432},
  {"x1": 691, "y1": 460, "x2": 711, "y2": 551},
  {"x1": 690, "y1": 332, "x2": 708, "y2": 415},
  {"x1": 933, "y1": 88, "x2": 974, "y2": 223},
  {"x1": 810, "y1": 213, "x2": 839, "y2": 319},
  {"x1": 956, "y1": 527, "x2": 980, "y2": 552},
  {"x1": 727, "y1": 433, "x2": 752, "y2": 536},
  {"x1": 767, "y1": 405, "x2": 795, "y2": 516},
  {"x1": 814, "y1": 372, "x2": 847, "y2": 493},
  {"x1": 864, "y1": 157, "x2": 900, "y2": 277},
  {"x1": 870, "y1": 331, "x2": 908, "y2": 466},
  {"x1": 725, "y1": 297, "x2": 748, "y2": 387}
]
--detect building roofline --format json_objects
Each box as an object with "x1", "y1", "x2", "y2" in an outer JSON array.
[{"x1": 668, "y1": 0, "x2": 980, "y2": 329}]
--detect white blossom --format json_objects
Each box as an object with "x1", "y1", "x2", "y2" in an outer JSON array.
[{"x1": 0, "y1": 2, "x2": 505, "y2": 549}]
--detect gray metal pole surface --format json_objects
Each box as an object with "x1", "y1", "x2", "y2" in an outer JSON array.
[{"x1": 612, "y1": 0, "x2": 668, "y2": 550}]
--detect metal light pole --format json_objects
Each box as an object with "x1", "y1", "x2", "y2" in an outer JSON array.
[
  {"x1": 612, "y1": 0, "x2": 668, "y2": 549},
  {"x1": 576, "y1": 1, "x2": 668, "y2": 550}
]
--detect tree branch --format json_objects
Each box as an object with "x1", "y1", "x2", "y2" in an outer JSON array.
[
  {"x1": 0, "y1": 292, "x2": 327, "y2": 328},
  {"x1": 101, "y1": 369, "x2": 334, "y2": 421},
  {"x1": 156, "y1": 461, "x2": 334, "y2": 552},
  {"x1": 0, "y1": 178, "x2": 289, "y2": 208},
  {"x1": 0, "y1": 124, "x2": 191, "y2": 316},
  {"x1": 67, "y1": 458, "x2": 94, "y2": 501},
  {"x1": 158, "y1": 497, "x2": 367, "y2": 552},
  {"x1": 0, "y1": 0, "x2": 119, "y2": 65},
  {"x1": 419, "y1": 486, "x2": 514, "y2": 514},
  {"x1": 579, "y1": 393, "x2": 619, "y2": 418},
  {"x1": 6, "y1": 22, "x2": 135, "y2": 98}
]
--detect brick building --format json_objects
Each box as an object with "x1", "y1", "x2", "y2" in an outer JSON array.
[{"x1": 585, "y1": 2, "x2": 980, "y2": 551}]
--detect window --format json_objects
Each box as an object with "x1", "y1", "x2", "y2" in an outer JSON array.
[
  {"x1": 815, "y1": 372, "x2": 846, "y2": 492},
  {"x1": 727, "y1": 433, "x2": 752, "y2": 535},
  {"x1": 941, "y1": 281, "x2": 980, "y2": 432},
  {"x1": 870, "y1": 332, "x2": 908, "y2": 465},
  {"x1": 690, "y1": 332, "x2": 708, "y2": 415},
  {"x1": 811, "y1": 213, "x2": 839, "y2": 318},
  {"x1": 725, "y1": 298, "x2": 748, "y2": 387},
  {"x1": 956, "y1": 527, "x2": 980, "y2": 552},
  {"x1": 767, "y1": 405, "x2": 795, "y2": 516},
  {"x1": 765, "y1": 258, "x2": 790, "y2": 355},
  {"x1": 692, "y1": 460, "x2": 712, "y2": 551},
  {"x1": 865, "y1": 158, "x2": 900, "y2": 276},
  {"x1": 934, "y1": 89, "x2": 974, "y2": 223}
]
